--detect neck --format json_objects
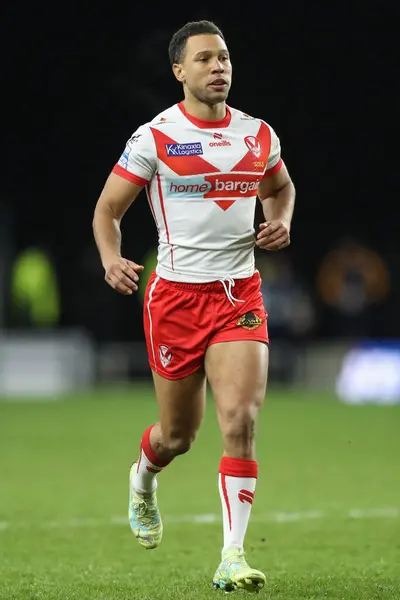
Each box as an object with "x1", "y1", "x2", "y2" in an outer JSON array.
[{"x1": 182, "y1": 97, "x2": 226, "y2": 121}]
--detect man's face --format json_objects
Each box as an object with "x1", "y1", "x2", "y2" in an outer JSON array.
[{"x1": 174, "y1": 34, "x2": 232, "y2": 104}]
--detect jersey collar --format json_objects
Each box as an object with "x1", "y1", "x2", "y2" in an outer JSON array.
[{"x1": 178, "y1": 102, "x2": 232, "y2": 129}]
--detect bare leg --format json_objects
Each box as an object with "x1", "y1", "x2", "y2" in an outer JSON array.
[
  {"x1": 133, "y1": 368, "x2": 207, "y2": 493},
  {"x1": 129, "y1": 367, "x2": 207, "y2": 549},
  {"x1": 205, "y1": 341, "x2": 268, "y2": 459},
  {"x1": 205, "y1": 340, "x2": 268, "y2": 556},
  {"x1": 149, "y1": 368, "x2": 207, "y2": 461}
]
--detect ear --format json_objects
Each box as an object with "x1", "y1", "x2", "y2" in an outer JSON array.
[{"x1": 172, "y1": 63, "x2": 185, "y2": 83}]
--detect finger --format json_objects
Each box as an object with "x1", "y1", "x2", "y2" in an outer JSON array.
[
  {"x1": 256, "y1": 228, "x2": 284, "y2": 243},
  {"x1": 106, "y1": 273, "x2": 138, "y2": 294},
  {"x1": 262, "y1": 236, "x2": 289, "y2": 250},
  {"x1": 257, "y1": 226, "x2": 286, "y2": 243},
  {"x1": 108, "y1": 268, "x2": 137, "y2": 290},
  {"x1": 126, "y1": 260, "x2": 144, "y2": 272},
  {"x1": 117, "y1": 273, "x2": 138, "y2": 290},
  {"x1": 263, "y1": 227, "x2": 287, "y2": 244},
  {"x1": 116, "y1": 281, "x2": 137, "y2": 294},
  {"x1": 265, "y1": 238, "x2": 290, "y2": 251},
  {"x1": 119, "y1": 286, "x2": 135, "y2": 295},
  {"x1": 257, "y1": 222, "x2": 281, "y2": 239},
  {"x1": 120, "y1": 263, "x2": 140, "y2": 282},
  {"x1": 257, "y1": 233, "x2": 289, "y2": 250}
]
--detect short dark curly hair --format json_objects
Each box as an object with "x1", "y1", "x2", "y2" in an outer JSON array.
[{"x1": 168, "y1": 20, "x2": 225, "y2": 66}]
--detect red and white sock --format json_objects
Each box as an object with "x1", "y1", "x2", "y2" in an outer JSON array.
[
  {"x1": 218, "y1": 456, "x2": 258, "y2": 553},
  {"x1": 133, "y1": 425, "x2": 171, "y2": 494}
]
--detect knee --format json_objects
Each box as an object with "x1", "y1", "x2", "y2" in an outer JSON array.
[
  {"x1": 162, "y1": 429, "x2": 196, "y2": 457},
  {"x1": 220, "y1": 404, "x2": 259, "y2": 442}
]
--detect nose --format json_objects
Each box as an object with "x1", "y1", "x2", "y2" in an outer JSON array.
[{"x1": 211, "y1": 58, "x2": 224, "y2": 73}]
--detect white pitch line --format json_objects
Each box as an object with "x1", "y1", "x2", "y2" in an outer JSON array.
[
  {"x1": 348, "y1": 507, "x2": 400, "y2": 519},
  {"x1": 0, "y1": 507, "x2": 399, "y2": 532}
]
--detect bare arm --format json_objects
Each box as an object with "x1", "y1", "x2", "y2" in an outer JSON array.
[
  {"x1": 256, "y1": 162, "x2": 296, "y2": 251},
  {"x1": 93, "y1": 172, "x2": 145, "y2": 294}
]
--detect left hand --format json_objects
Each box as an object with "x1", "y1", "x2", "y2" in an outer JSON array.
[{"x1": 256, "y1": 220, "x2": 290, "y2": 251}]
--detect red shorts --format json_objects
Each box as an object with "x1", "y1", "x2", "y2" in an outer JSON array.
[{"x1": 143, "y1": 271, "x2": 268, "y2": 380}]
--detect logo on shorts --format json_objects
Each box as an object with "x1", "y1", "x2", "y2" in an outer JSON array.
[
  {"x1": 165, "y1": 142, "x2": 203, "y2": 156},
  {"x1": 159, "y1": 345, "x2": 172, "y2": 367},
  {"x1": 236, "y1": 312, "x2": 262, "y2": 330}
]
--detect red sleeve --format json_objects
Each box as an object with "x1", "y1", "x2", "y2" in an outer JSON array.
[
  {"x1": 262, "y1": 158, "x2": 283, "y2": 179},
  {"x1": 112, "y1": 164, "x2": 149, "y2": 186}
]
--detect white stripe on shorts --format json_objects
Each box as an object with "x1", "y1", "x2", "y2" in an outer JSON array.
[{"x1": 146, "y1": 275, "x2": 160, "y2": 367}]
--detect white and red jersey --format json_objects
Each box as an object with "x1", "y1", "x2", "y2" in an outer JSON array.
[{"x1": 113, "y1": 102, "x2": 283, "y2": 283}]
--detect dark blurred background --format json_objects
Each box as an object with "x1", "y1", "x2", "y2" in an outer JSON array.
[{"x1": 1, "y1": 2, "x2": 399, "y2": 399}]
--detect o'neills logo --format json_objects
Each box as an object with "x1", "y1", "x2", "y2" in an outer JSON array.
[
  {"x1": 209, "y1": 132, "x2": 231, "y2": 147},
  {"x1": 209, "y1": 140, "x2": 231, "y2": 147},
  {"x1": 168, "y1": 173, "x2": 261, "y2": 199}
]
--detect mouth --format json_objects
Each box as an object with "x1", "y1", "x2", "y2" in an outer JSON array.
[{"x1": 209, "y1": 78, "x2": 228, "y2": 88}]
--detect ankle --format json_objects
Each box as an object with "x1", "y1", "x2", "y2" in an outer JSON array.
[{"x1": 222, "y1": 545, "x2": 244, "y2": 557}]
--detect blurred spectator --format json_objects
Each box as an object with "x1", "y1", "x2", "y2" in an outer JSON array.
[
  {"x1": 257, "y1": 252, "x2": 315, "y2": 383},
  {"x1": 9, "y1": 246, "x2": 60, "y2": 328},
  {"x1": 68, "y1": 242, "x2": 139, "y2": 343},
  {"x1": 316, "y1": 237, "x2": 390, "y2": 338}
]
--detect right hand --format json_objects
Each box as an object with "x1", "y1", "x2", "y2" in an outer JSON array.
[{"x1": 104, "y1": 257, "x2": 144, "y2": 295}]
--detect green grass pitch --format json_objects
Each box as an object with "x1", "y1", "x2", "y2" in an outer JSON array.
[{"x1": 1, "y1": 385, "x2": 399, "y2": 599}]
